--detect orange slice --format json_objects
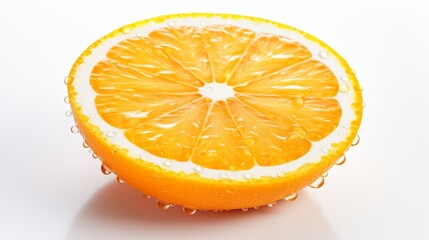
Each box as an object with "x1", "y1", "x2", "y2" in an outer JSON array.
[{"x1": 67, "y1": 13, "x2": 363, "y2": 211}]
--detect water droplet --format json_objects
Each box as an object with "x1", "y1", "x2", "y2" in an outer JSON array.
[
  {"x1": 322, "y1": 172, "x2": 329, "y2": 177},
  {"x1": 142, "y1": 193, "x2": 151, "y2": 199},
  {"x1": 183, "y1": 207, "x2": 197, "y2": 215},
  {"x1": 243, "y1": 173, "x2": 252, "y2": 179},
  {"x1": 254, "y1": 206, "x2": 260, "y2": 210},
  {"x1": 120, "y1": 25, "x2": 131, "y2": 34},
  {"x1": 351, "y1": 134, "x2": 360, "y2": 146},
  {"x1": 116, "y1": 176, "x2": 125, "y2": 183},
  {"x1": 220, "y1": 173, "x2": 228, "y2": 179},
  {"x1": 242, "y1": 208, "x2": 248, "y2": 212},
  {"x1": 194, "y1": 166, "x2": 203, "y2": 172},
  {"x1": 270, "y1": 173, "x2": 277, "y2": 178},
  {"x1": 101, "y1": 164, "x2": 111, "y2": 175},
  {"x1": 70, "y1": 126, "x2": 79, "y2": 134},
  {"x1": 352, "y1": 68, "x2": 356, "y2": 74},
  {"x1": 267, "y1": 201, "x2": 276, "y2": 208},
  {"x1": 157, "y1": 200, "x2": 172, "y2": 210},
  {"x1": 65, "y1": 110, "x2": 72, "y2": 117},
  {"x1": 341, "y1": 76, "x2": 349, "y2": 82},
  {"x1": 343, "y1": 125, "x2": 349, "y2": 129},
  {"x1": 335, "y1": 154, "x2": 346, "y2": 165},
  {"x1": 163, "y1": 161, "x2": 172, "y2": 167},
  {"x1": 337, "y1": 132, "x2": 344, "y2": 136},
  {"x1": 105, "y1": 131, "x2": 116, "y2": 138},
  {"x1": 64, "y1": 76, "x2": 70, "y2": 85},
  {"x1": 339, "y1": 84, "x2": 349, "y2": 92},
  {"x1": 321, "y1": 148, "x2": 328, "y2": 153},
  {"x1": 92, "y1": 153, "x2": 98, "y2": 159},
  {"x1": 360, "y1": 86, "x2": 364, "y2": 92},
  {"x1": 140, "y1": 155, "x2": 148, "y2": 161},
  {"x1": 362, "y1": 102, "x2": 366, "y2": 108},
  {"x1": 285, "y1": 192, "x2": 298, "y2": 202},
  {"x1": 278, "y1": 172, "x2": 285, "y2": 177},
  {"x1": 310, "y1": 176, "x2": 325, "y2": 188},
  {"x1": 82, "y1": 141, "x2": 89, "y2": 148},
  {"x1": 64, "y1": 96, "x2": 70, "y2": 104},
  {"x1": 90, "y1": 113, "x2": 96, "y2": 118},
  {"x1": 319, "y1": 51, "x2": 328, "y2": 59},
  {"x1": 167, "y1": 21, "x2": 175, "y2": 27}
]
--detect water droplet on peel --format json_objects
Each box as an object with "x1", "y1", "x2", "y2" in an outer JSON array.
[
  {"x1": 64, "y1": 96, "x2": 70, "y2": 104},
  {"x1": 319, "y1": 51, "x2": 328, "y2": 59},
  {"x1": 183, "y1": 207, "x2": 197, "y2": 215},
  {"x1": 194, "y1": 166, "x2": 203, "y2": 172},
  {"x1": 65, "y1": 111, "x2": 72, "y2": 117},
  {"x1": 242, "y1": 208, "x2": 248, "y2": 212},
  {"x1": 341, "y1": 76, "x2": 349, "y2": 82},
  {"x1": 120, "y1": 26, "x2": 131, "y2": 34},
  {"x1": 101, "y1": 164, "x2": 111, "y2": 175},
  {"x1": 92, "y1": 153, "x2": 98, "y2": 159},
  {"x1": 322, "y1": 171, "x2": 329, "y2": 177},
  {"x1": 167, "y1": 21, "x2": 175, "y2": 27},
  {"x1": 105, "y1": 131, "x2": 116, "y2": 138},
  {"x1": 310, "y1": 176, "x2": 325, "y2": 188},
  {"x1": 82, "y1": 141, "x2": 89, "y2": 148},
  {"x1": 285, "y1": 192, "x2": 298, "y2": 202},
  {"x1": 254, "y1": 206, "x2": 260, "y2": 210},
  {"x1": 70, "y1": 126, "x2": 79, "y2": 134},
  {"x1": 157, "y1": 200, "x2": 172, "y2": 210},
  {"x1": 142, "y1": 193, "x2": 151, "y2": 199},
  {"x1": 321, "y1": 148, "x2": 328, "y2": 153},
  {"x1": 64, "y1": 76, "x2": 70, "y2": 85},
  {"x1": 351, "y1": 134, "x2": 360, "y2": 146},
  {"x1": 163, "y1": 161, "x2": 172, "y2": 167},
  {"x1": 243, "y1": 173, "x2": 252, "y2": 179},
  {"x1": 267, "y1": 201, "x2": 277, "y2": 208},
  {"x1": 339, "y1": 84, "x2": 349, "y2": 92},
  {"x1": 335, "y1": 154, "x2": 346, "y2": 165},
  {"x1": 116, "y1": 176, "x2": 125, "y2": 183}
]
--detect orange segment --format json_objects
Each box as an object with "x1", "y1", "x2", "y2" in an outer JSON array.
[
  {"x1": 107, "y1": 37, "x2": 205, "y2": 87},
  {"x1": 191, "y1": 101, "x2": 254, "y2": 170},
  {"x1": 227, "y1": 33, "x2": 311, "y2": 86},
  {"x1": 227, "y1": 98, "x2": 311, "y2": 166},
  {"x1": 202, "y1": 25, "x2": 255, "y2": 83},
  {"x1": 125, "y1": 97, "x2": 210, "y2": 161},
  {"x1": 149, "y1": 27, "x2": 213, "y2": 83},
  {"x1": 236, "y1": 94, "x2": 342, "y2": 141},
  {"x1": 234, "y1": 60, "x2": 338, "y2": 97}
]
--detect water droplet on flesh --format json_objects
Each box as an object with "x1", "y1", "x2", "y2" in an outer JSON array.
[
  {"x1": 285, "y1": 192, "x2": 298, "y2": 202},
  {"x1": 351, "y1": 134, "x2": 360, "y2": 146},
  {"x1": 65, "y1": 111, "x2": 72, "y2": 117},
  {"x1": 319, "y1": 51, "x2": 328, "y2": 59},
  {"x1": 140, "y1": 155, "x2": 148, "y2": 161},
  {"x1": 120, "y1": 25, "x2": 131, "y2": 34},
  {"x1": 194, "y1": 166, "x2": 203, "y2": 172},
  {"x1": 183, "y1": 207, "x2": 197, "y2": 215},
  {"x1": 337, "y1": 132, "x2": 344, "y2": 136},
  {"x1": 167, "y1": 21, "x2": 175, "y2": 27},
  {"x1": 157, "y1": 200, "x2": 172, "y2": 210},
  {"x1": 243, "y1": 173, "x2": 252, "y2": 179},
  {"x1": 105, "y1": 131, "x2": 116, "y2": 138},
  {"x1": 310, "y1": 176, "x2": 325, "y2": 188},
  {"x1": 339, "y1": 84, "x2": 349, "y2": 92},
  {"x1": 70, "y1": 126, "x2": 79, "y2": 134},
  {"x1": 267, "y1": 201, "x2": 277, "y2": 208},
  {"x1": 335, "y1": 154, "x2": 346, "y2": 165},
  {"x1": 101, "y1": 164, "x2": 111, "y2": 175}
]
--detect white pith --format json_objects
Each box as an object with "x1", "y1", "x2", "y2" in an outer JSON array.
[{"x1": 72, "y1": 16, "x2": 357, "y2": 180}]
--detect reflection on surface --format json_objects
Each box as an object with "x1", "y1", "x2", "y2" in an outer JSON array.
[{"x1": 66, "y1": 181, "x2": 337, "y2": 240}]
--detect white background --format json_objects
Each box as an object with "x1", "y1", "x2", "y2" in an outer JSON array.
[{"x1": 1, "y1": 0, "x2": 428, "y2": 239}]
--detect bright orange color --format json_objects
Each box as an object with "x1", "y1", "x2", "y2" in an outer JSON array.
[
  {"x1": 68, "y1": 13, "x2": 363, "y2": 210},
  {"x1": 91, "y1": 25, "x2": 341, "y2": 170}
]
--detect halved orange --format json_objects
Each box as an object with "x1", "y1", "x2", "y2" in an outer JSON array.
[{"x1": 67, "y1": 13, "x2": 363, "y2": 212}]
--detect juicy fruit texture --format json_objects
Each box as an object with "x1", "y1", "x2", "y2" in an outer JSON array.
[{"x1": 90, "y1": 25, "x2": 341, "y2": 171}]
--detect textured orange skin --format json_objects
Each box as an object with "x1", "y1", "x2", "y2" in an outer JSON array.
[{"x1": 67, "y1": 13, "x2": 363, "y2": 210}]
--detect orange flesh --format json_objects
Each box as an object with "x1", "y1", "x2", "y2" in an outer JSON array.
[{"x1": 90, "y1": 25, "x2": 341, "y2": 171}]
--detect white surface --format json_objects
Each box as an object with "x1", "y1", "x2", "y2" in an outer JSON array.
[{"x1": 0, "y1": 0, "x2": 428, "y2": 239}]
